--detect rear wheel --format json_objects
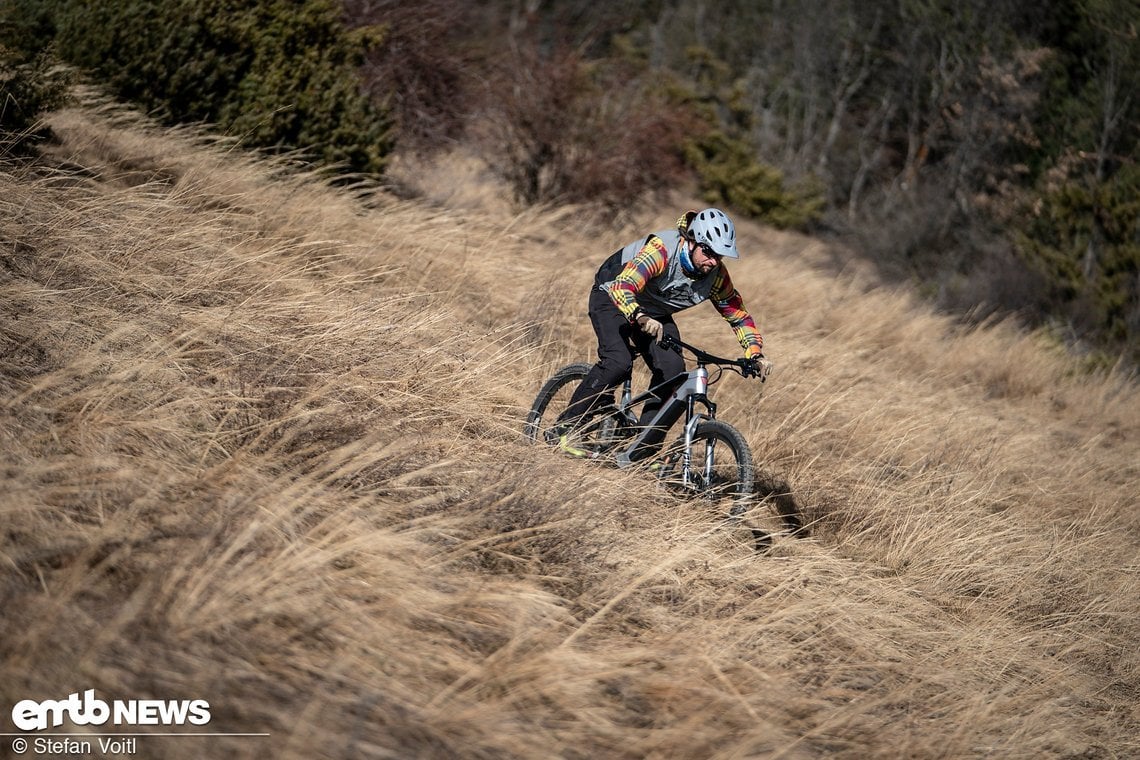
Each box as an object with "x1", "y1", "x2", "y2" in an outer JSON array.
[
  {"x1": 524, "y1": 364, "x2": 637, "y2": 460},
  {"x1": 523, "y1": 363, "x2": 592, "y2": 444}
]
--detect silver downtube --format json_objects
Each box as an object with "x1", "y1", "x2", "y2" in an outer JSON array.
[{"x1": 615, "y1": 370, "x2": 700, "y2": 468}]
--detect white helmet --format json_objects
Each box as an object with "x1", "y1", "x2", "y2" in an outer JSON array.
[{"x1": 687, "y1": 208, "x2": 739, "y2": 258}]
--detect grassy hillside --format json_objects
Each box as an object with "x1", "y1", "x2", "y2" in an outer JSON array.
[{"x1": 2, "y1": 98, "x2": 1138, "y2": 759}]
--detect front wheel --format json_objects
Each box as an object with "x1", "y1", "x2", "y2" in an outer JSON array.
[
  {"x1": 657, "y1": 419, "x2": 754, "y2": 511},
  {"x1": 659, "y1": 421, "x2": 798, "y2": 552}
]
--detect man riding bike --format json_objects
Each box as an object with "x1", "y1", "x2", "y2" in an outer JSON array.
[{"x1": 555, "y1": 207, "x2": 767, "y2": 455}]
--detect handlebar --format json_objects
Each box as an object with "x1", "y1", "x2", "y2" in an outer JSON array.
[{"x1": 659, "y1": 334, "x2": 768, "y2": 380}]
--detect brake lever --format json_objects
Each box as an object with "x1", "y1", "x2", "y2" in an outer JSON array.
[{"x1": 743, "y1": 356, "x2": 773, "y2": 382}]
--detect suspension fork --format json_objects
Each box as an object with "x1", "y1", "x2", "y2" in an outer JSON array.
[{"x1": 680, "y1": 367, "x2": 715, "y2": 487}]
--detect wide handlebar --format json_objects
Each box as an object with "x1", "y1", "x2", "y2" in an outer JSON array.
[{"x1": 660, "y1": 334, "x2": 759, "y2": 374}]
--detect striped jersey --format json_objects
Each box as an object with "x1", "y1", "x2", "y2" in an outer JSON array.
[{"x1": 594, "y1": 217, "x2": 763, "y2": 358}]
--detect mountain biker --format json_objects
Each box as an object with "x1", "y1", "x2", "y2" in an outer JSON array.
[{"x1": 556, "y1": 208, "x2": 766, "y2": 455}]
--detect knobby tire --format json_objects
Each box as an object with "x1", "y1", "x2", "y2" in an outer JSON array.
[
  {"x1": 659, "y1": 419, "x2": 754, "y2": 506},
  {"x1": 523, "y1": 363, "x2": 591, "y2": 444}
]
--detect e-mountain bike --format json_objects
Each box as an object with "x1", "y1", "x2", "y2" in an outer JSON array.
[{"x1": 525, "y1": 335, "x2": 788, "y2": 547}]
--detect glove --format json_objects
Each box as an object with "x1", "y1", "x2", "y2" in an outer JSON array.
[
  {"x1": 746, "y1": 355, "x2": 773, "y2": 382},
  {"x1": 636, "y1": 314, "x2": 665, "y2": 343}
]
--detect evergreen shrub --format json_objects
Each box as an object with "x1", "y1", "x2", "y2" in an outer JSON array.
[
  {"x1": 686, "y1": 131, "x2": 824, "y2": 231},
  {"x1": 0, "y1": 43, "x2": 71, "y2": 149},
  {"x1": 47, "y1": 0, "x2": 392, "y2": 174}
]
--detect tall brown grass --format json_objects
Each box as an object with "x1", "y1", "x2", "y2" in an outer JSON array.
[{"x1": 2, "y1": 96, "x2": 1137, "y2": 759}]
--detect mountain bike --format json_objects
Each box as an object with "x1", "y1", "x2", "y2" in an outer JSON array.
[{"x1": 524, "y1": 335, "x2": 796, "y2": 549}]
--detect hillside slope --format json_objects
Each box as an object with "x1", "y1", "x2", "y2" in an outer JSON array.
[{"x1": 2, "y1": 100, "x2": 1138, "y2": 759}]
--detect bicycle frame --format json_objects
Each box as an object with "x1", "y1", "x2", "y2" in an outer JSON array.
[
  {"x1": 612, "y1": 364, "x2": 717, "y2": 470},
  {"x1": 553, "y1": 335, "x2": 754, "y2": 482}
]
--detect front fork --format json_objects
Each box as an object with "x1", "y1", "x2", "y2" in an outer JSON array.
[{"x1": 680, "y1": 369, "x2": 716, "y2": 487}]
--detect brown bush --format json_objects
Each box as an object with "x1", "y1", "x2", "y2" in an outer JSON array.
[
  {"x1": 475, "y1": 43, "x2": 696, "y2": 215},
  {"x1": 346, "y1": 0, "x2": 484, "y2": 154}
]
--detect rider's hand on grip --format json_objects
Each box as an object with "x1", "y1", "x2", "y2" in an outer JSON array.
[
  {"x1": 637, "y1": 314, "x2": 665, "y2": 344},
  {"x1": 746, "y1": 355, "x2": 773, "y2": 382}
]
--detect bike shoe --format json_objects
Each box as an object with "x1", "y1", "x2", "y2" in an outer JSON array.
[{"x1": 557, "y1": 433, "x2": 594, "y2": 459}]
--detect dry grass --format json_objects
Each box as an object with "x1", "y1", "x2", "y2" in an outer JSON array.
[{"x1": 2, "y1": 96, "x2": 1138, "y2": 759}]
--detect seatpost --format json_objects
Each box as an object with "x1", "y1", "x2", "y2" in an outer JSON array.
[{"x1": 620, "y1": 377, "x2": 632, "y2": 408}]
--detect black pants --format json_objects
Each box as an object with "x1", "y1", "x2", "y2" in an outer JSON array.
[{"x1": 560, "y1": 288, "x2": 686, "y2": 425}]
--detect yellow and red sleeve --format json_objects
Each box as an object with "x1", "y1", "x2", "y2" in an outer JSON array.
[
  {"x1": 604, "y1": 236, "x2": 669, "y2": 320},
  {"x1": 710, "y1": 267, "x2": 764, "y2": 358}
]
